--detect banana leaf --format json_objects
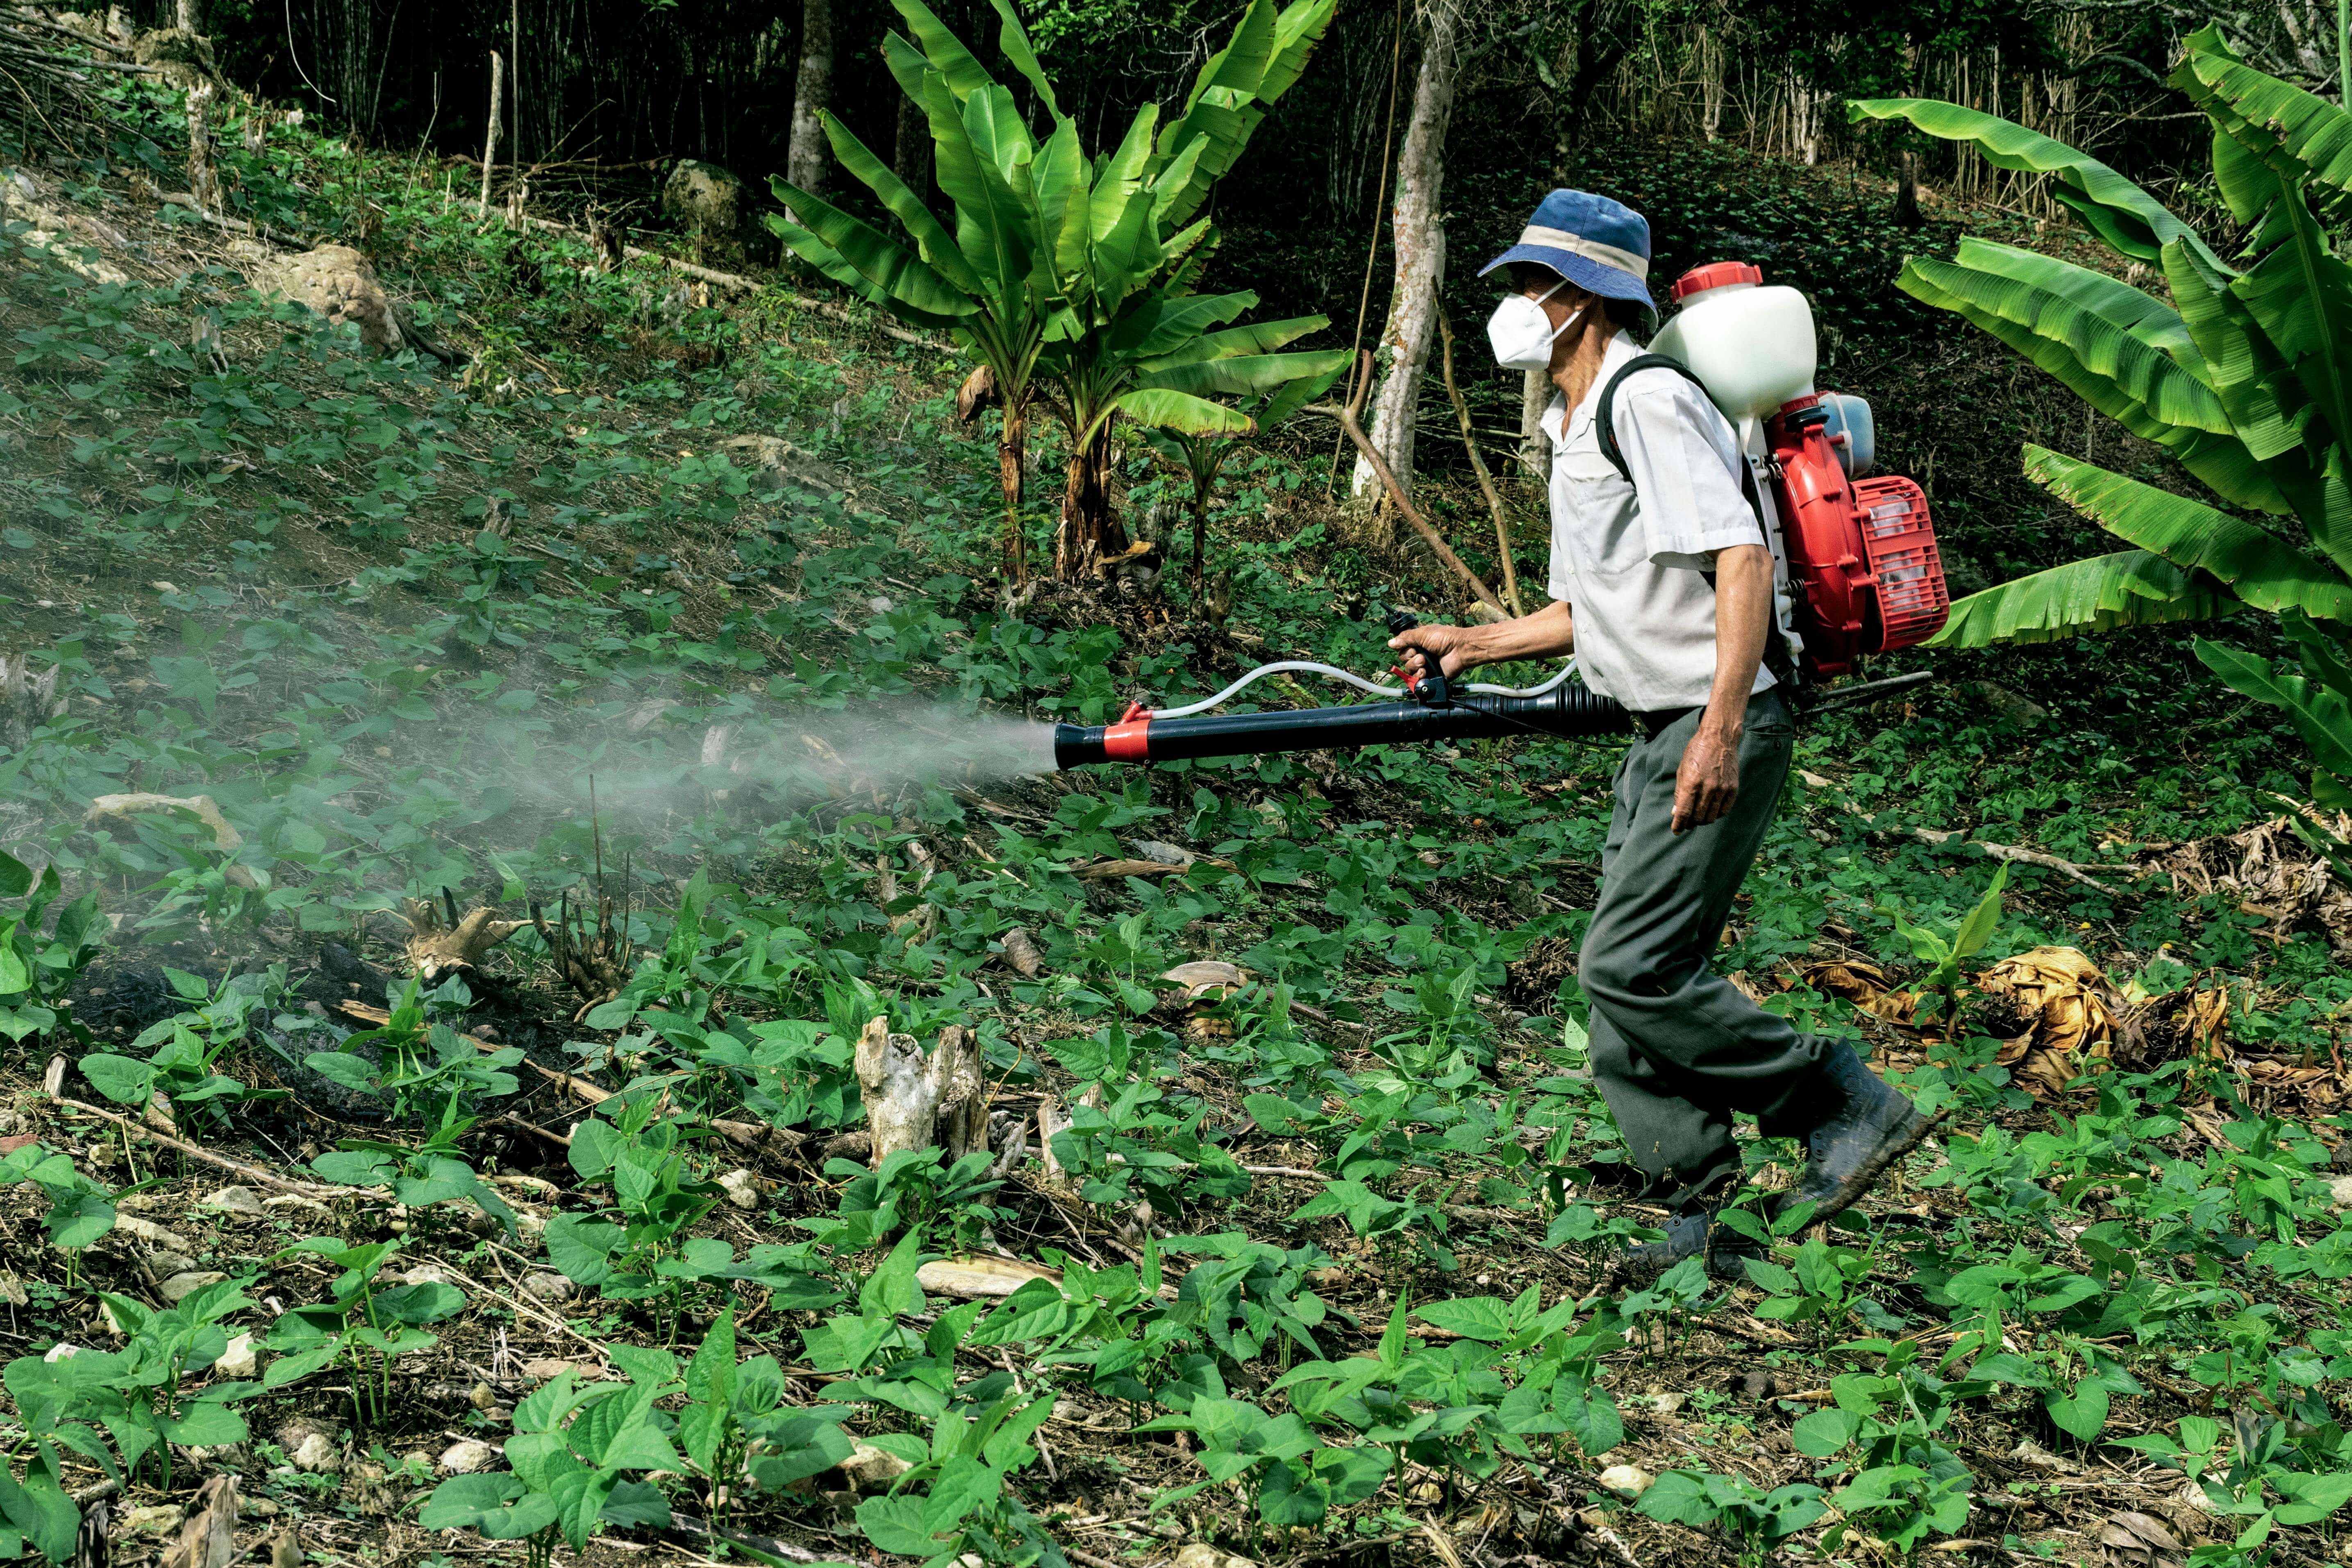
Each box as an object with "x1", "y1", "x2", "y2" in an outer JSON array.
[
  {"x1": 1111, "y1": 388, "x2": 1257, "y2": 436},
  {"x1": 2173, "y1": 25, "x2": 2352, "y2": 210},
  {"x1": 1927, "y1": 550, "x2": 2229, "y2": 647},
  {"x1": 818, "y1": 111, "x2": 982, "y2": 296},
  {"x1": 987, "y1": 0, "x2": 1061, "y2": 118},
  {"x1": 2196, "y1": 638, "x2": 2352, "y2": 806},
  {"x1": 889, "y1": 0, "x2": 995, "y2": 104},
  {"x1": 1847, "y1": 98, "x2": 2228, "y2": 274},
  {"x1": 2024, "y1": 446, "x2": 2352, "y2": 620},
  {"x1": 1135, "y1": 349, "x2": 1351, "y2": 399},
  {"x1": 767, "y1": 180, "x2": 976, "y2": 320}
]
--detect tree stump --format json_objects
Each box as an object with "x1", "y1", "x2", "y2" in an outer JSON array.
[{"x1": 853, "y1": 1018, "x2": 988, "y2": 1168}]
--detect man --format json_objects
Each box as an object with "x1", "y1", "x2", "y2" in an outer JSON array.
[{"x1": 1388, "y1": 189, "x2": 1931, "y2": 1281}]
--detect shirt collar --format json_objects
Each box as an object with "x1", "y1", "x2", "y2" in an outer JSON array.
[{"x1": 1552, "y1": 330, "x2": 1643, "y2": 446}]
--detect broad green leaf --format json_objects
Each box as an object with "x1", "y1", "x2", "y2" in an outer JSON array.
[
  {"x1": 2024, "y1": 446, "x2": 2352, "y2": 616},
  {"x1": 1848, "y1": 98, "x2": 2227, "y2": 272},
  {"x1": 1110, "y1": 389, "x2": 1254, "y2": 438},
  {"x1": 1927, "y1": 549, "x2": 2229, "y2": 648},
  {"x1": 75, "y1": 1053, "x2": 154, "y2": 1105},
  {"x1": 0, "y1": 852, "x2": 29, "y2": 899}
]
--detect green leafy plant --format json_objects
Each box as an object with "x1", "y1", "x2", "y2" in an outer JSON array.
[
  {"x1": 0, "y1": 1140, "x2": 116, "y2": 1271},
  {"x1": 79, "y1": 967, "x2": 286, "y2": 1132},
  {"x1": 304, "y1": 975, "x2": 523, "y2": 1125},
  {"x1": 1636, "y1": 1469, "x2": 1828, "y2": 1568},
  {"x1": 769, "y1": 0, "x2": 1344, "y2": 580},
  {"x1": 1876, "y1": 862, "x2": 2008, "y2": 1035},
  {"x1": 676, "y1": 1306, "x2": 854, "y2": 1520},
  {"x1": 541, "y1": 1096, "x2": 724, "y2": 1334},
  {"x1": 1140, "y1": 348, "x2": 1346, "y2": 595},
  {"x1": 854, "y1": 1381, "x2": 1065, "y2": 1568},
  {"x1": 9, "y1": 1277, "x2": 257, "y2": 1495},
  {"x1": 419, "y1": 1357, "x2": 680, "y2": 1568},
  {"x1": 261, "y1": 1237, "x2": 464, "y2": 1428},
  {"x1": 0, "y1": 850, "x2": 99, "y2": 1048},
  {"x1": 1853, "y1": 33, "x2": 2352, "y2": 832}
]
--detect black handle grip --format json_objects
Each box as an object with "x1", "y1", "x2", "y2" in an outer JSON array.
[{"x1": 1384, "y1": 609, "x2": 1447, "y2": 703}]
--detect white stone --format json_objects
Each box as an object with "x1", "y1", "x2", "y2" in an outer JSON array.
[
  {"x1": 216, "y1": 1332, "x2": 257, "y2": 1379},
  {"x1": 1173, "y1": 1545, "x2": 1256, "y2": 1568},
  {"x1": 159, "y1": 1270, "x2": 227, "y2": 1304},
  {"x1": 112, "y1": 1213, "x2": 183, "y2": 1246},
  {"x1": 839, "y1": 1442, "x2": 912, "y2": 1490},
  {"x1": 0, "y1": 1275, "x2": 27, "y2": 1307},
  {"x1": 205, "y1": 1185, "x2": 265, "y2": 1217},
  {"x1": 718, "y1": 1168, "x2": 761, "y2": 1210},
  {"x1": 42, "y1": 1343, "x2": 79, "y2": 1363},
  {"x1": 437, "y1": 1439, "x2": 496, "y2": 1475},
  {"x1": 1598, "y1": 1464, "x2": 1655, "y2": 1498},
  {"x1": 288, "y1": 1432, "x2": 339, "y2": 1473},
  {"x1": 2330, "y1": 1175, "x2": 2352, "y2": 1208}
]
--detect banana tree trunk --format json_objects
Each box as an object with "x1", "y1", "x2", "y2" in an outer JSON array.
[
  {"x1": 998, "y1": 399, "x2": 1029, "y2": 583},
  {"x1": 1054, "y1": 425, "x2": 1128, "y2": 581},
  {"x1": 1350, "y1": 0, "x2": 1459, "y2": 508}
]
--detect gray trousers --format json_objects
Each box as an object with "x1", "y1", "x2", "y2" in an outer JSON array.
[{"x1": 1583, "y1": 686, "x2": 1826, "y2": 1206}]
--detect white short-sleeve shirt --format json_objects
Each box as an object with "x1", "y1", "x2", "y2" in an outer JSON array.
[{"x1": 1545, "y1": 330, "x2": 1776, "y2": 714}]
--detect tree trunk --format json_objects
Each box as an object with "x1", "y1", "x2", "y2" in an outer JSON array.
[
  {"x1": 854, "y1": 1018, "x2": 986, "y2": 1168},
  {"x1": 477, "y1": 51, "x2": 503, "y2": 219},
  {"x1": 787, "y1": 0, "x2": 834, "y2": 201},
  {"x1": 998, "y1": 398, "x2": 1028, "y2": 582},
  {"x1": 1895, "y1": 150, "x2": 1923, "y2": 228},
  {"x1": 175, "y1": 0, "x2": 198, "y2": 31},
  {"x1": 185, "y1": 79, "x2": 219, "y2": 215},
  {"x1": 893, "y1": 83, "x2": 930, "y2": 202},
  {"x1": 1054, "y1": 425, "x2": 1127, "y2": 581},
  {"x1": 1190, "y1": 471, "x2": 1213, "y2": 597},
  {"x1": 1518, "y1": 368, "x2": 1552, "y2": 491},
  {"x1": 1350, "y1": 0, "x2": 1459, "y2": 507}
]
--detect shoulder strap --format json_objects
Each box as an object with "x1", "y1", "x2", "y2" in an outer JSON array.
[
  {"x1": 1594, "y1": 352, "x2": 1802, "y2": 694},
  {"x1": 1595, "y1": 353, "x2": 1712, "y2": 482}
]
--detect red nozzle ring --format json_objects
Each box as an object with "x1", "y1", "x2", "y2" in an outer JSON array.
[{"x1": 1103, "y1": 699, "x2": 1152, "y2": 761}]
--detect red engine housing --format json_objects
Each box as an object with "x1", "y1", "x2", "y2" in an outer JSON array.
[{"x1": 1766, "y1": 394, "x2": 1949, "y2": 679}]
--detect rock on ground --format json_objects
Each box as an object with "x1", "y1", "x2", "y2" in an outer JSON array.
[
  {"x1": 159, "y1": 1270, "x2": 227, "y2": 1303},
  {"x1": 205, "y1": 1185, "x2": 265, "y2": 1217},
  {"x1": 248, "y1": 246, "x2": 406, "y2": 353},
  {"x1": 437, "y1": 1439, "x2": 496, "y2": 1475},
  {"x1": 662, "y1": 159, "x2": 745, "y2": 250},
  {"x1": 216, "y1": 1332, "x2": 256, "y2": 1379},
  {"x1": 838, "y1": 1442, "x2": 912, "y2": 1490}
]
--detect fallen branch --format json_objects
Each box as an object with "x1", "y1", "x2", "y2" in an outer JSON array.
[
  {"x1": 51, "y1": 1097, "x2": 352, "y2": 1200},
  {"x1": 1307, "y1": 353, "x2": 1506, "y2": 616},
  {"x1": 664, "y1": 1512, "x2": 829, "y2": 1565},
  {"x1": 1911, "y1": 829, "x2": 2127, "y2": 896},
  {"x1": 509, "y1": 211, "x2": 947, "y2": 350},
  {"x1": 1437, "y1": 312, "x2": 1524, "y2": 615}
]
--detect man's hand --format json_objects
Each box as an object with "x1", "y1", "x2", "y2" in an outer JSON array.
[
  {"x1": 1386, "y1": 622, "x2": 1475, "y2": 681},
  {"x1": 1672, "y1": 721, "x2": 1741, "y2": 833}
]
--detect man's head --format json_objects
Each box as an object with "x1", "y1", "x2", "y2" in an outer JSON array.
[
  {"x1": 1504, "y1": 262, "x2": 1652, "y2": 340},
  {"x1": 1481, "y1": 188, "x2": 1658, "y2": 333}
]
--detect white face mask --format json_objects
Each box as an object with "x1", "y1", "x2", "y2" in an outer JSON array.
[{"x1": 1487, "y1": 277, "x2": 1583, "y2": 372}]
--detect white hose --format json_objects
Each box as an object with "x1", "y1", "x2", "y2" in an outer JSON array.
[{"x1": 1145, "y1": 657, "x2": 1580, "y2": 718}]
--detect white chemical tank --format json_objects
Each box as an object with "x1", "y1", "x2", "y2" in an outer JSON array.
[{"x1": 1648, "y1": 261, "x2": 1817, "y2": 419}]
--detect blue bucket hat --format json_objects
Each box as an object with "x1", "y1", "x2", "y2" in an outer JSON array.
[{"x1": 1479, "y1": 189, "x2": 1657, "y2": 322}]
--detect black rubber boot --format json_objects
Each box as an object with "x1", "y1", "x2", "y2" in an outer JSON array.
[
  {"x1": 1611, "y1": 1193, "x2": 1763, "y2": 1287},
  {"x1": 1778, "y1": 1043, "x2": 1936, "y2": 1224}
]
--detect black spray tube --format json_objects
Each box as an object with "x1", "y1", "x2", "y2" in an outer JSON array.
[{"x1": 1052, "y1": 681, "x2": 1630, "y2": 769}]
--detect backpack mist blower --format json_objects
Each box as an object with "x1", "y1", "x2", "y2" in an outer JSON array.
[{"x1": 1055, "y1": 262, "x2": 1947, "y2": 771}]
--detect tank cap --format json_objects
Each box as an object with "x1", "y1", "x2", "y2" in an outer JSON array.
[{"x1": 1670, "y1": 261, "x2": 1764, "y2": 301}]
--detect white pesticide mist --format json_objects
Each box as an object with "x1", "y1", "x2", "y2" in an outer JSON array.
[{"x1": 524, "y1": 696, "x2": 1066, "y2": 831}]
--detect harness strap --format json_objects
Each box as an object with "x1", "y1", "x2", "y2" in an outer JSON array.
[{"x1": 1590, "y1": 353, "x2": 1799, "y2": 691}]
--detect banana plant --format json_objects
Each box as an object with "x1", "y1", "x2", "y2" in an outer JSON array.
[
  {"x1": 769, "y1": 0, "x2": 1345, "y2": 584},
  {"x1": 1142, "y1": 357, "x2": 1345, "y2": 597},
  {"x1": 1849, "y1": 30, "x2": 2352, "y2": 825}
]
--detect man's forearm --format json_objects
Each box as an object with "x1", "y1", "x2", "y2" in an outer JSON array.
[
  {"x1": 1455, "y1": 599, "x2": 1576, "y2": 668},
  {"x1": 1700, "y1": 544, "x2": 1772, "y2": 732}
]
